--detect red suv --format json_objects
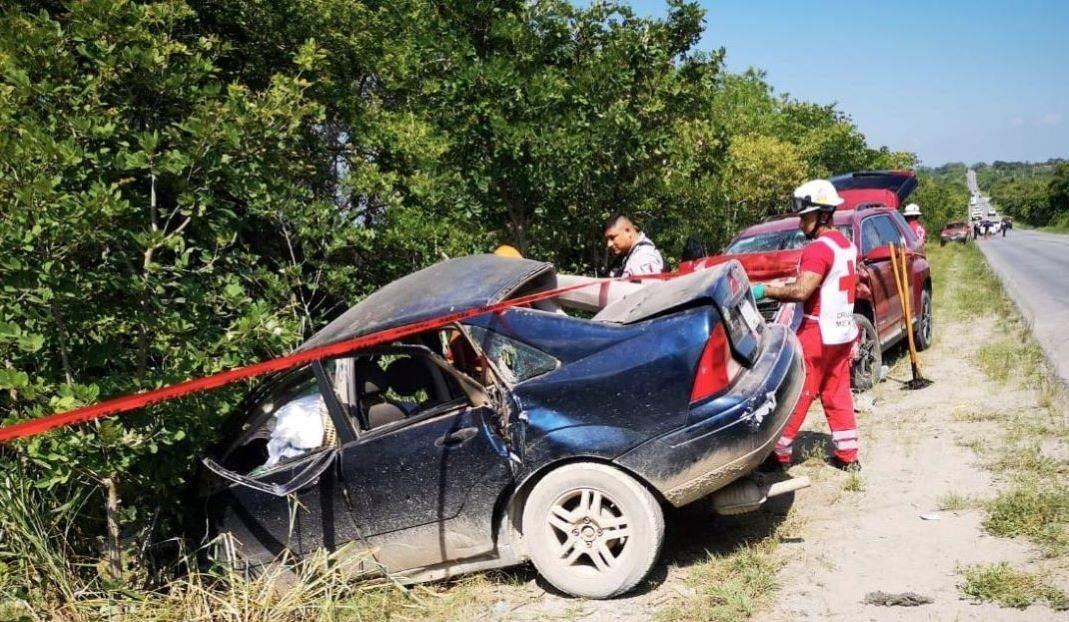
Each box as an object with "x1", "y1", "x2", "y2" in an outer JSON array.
[
  {"x1": 939, "y1": 221, "x2": 971, "y2": 245},
  {"x1": 679, "y1": 171, "x2": 933, "y2": 389}
]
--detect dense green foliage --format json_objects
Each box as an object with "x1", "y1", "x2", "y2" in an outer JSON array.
[
  {"x1": 1, "y1": 0, "x2": 920, "y2": 597},
  {"x1": 974, "y1": 159, "x2": 1069, "y2": 228},
  {"x1": 914, "y1": 163, "x2": 970, "y2": 229}
]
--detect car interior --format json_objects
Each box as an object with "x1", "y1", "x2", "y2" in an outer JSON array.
[{"x1": 220, "y1": 331, "x2": 496, "y2": 477}]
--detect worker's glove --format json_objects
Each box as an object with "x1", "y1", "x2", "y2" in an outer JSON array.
[{"x1": 751, "y1": 284, "x2": 766, "y2": 301}]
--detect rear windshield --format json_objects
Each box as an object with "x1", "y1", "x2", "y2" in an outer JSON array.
[{"x1": 726, "y1": 225, "x2": 853, "y2": 254}]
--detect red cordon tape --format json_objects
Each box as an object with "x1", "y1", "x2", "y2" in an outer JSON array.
[{"x1": 0, "y1": 273, "x2": 673, "y2": 443}]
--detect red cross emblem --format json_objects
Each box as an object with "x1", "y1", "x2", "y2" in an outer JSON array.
[{"x1": 839, "y1": 260, "x2": 856, "y2": 303}]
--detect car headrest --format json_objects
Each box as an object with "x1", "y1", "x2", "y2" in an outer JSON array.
[
  {"x1": 386, "y1": 357, "x2": 433, "y2": 397},
  {"x1": 355, "y1": 360, "x2": 388, "y2": 395},
  {"x1": 367, "y1": 402, "x2": 406, "y2": 428}
]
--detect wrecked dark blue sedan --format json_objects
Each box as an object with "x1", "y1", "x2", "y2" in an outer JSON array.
[{"x1": 194, "y1": 254, "x2": 804, "y2": 598}]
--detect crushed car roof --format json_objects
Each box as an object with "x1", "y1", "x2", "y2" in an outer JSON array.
[{"x1": 298, "y1": 255, "x2": 555, "y2": 351}]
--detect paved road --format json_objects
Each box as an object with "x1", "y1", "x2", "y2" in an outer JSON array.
[
  {"x1": 970, "y1": 175, "x2": 1069, "y2": 385},
  {"x1": 966, "y1": 168, "x2": 980, "y2": 194}
]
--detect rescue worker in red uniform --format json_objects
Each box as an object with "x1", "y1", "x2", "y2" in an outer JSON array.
[
  {"x1": 751, "y1": 179, "x2": 861, "y2": 470},
  {"x1": 903, "y1": 203, "x2": 926, "y2": 246}
]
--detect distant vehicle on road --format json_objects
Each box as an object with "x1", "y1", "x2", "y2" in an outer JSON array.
[
  {"x1": 940, "y1": 221, "x2": 971, "y2": 246},
  {"x1": 980, "y1": 219, "x2": 1002, "y2": 235},
  {"x1": 679, "y1": 170, "x2": 933, "y2": 392}
]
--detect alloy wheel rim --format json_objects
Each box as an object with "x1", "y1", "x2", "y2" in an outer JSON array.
[
  {"x1": 922, "y1": 297, "x2": 932, "y2": 343},
  {"x1": 854, "y1": 327, "x2": 875, "y2": 386},
  {"x1": 546, "y1": 488, "x2": 631, "y2": 574}
]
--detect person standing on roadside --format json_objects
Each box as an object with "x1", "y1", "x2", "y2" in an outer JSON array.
[
  {"x1": 903, "y1": 203, "x2": 926, "y2": 246},
  {"x1": 752, "y1": 180, "x2": 861, "y2": 470},
  {"x1": 603, "y1": 214, "x2": 664, "y2": 277}
]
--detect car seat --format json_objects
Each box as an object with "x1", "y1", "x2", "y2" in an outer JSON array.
[
  {"x1": 355, "y1": 360, "x2": 406, "y2": 429},
  {"x1": 385, "y1": 357, "x2": 437, "y2": 412}
]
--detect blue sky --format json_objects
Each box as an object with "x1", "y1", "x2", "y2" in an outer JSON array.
[{"x1": 625, "y1": 1, "x2": 1069, "y2": 166}]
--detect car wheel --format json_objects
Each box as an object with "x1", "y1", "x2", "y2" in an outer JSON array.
[
  {"x1": 522, "y1": 462, "x2": 664, "y2": 599},
  {"x1": 851, "y1": 314, "x2": 881, "y2": 391},
  {"x1": 940, "y1": 239, "x2": 946, "y2": 247},
  {"x1": 914, "y1": 289, "x2": 934, "y2": 351}
]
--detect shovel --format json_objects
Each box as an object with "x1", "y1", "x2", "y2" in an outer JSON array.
[{"x1": 889, "y1": 244, "x2": 932, "y2": 390}]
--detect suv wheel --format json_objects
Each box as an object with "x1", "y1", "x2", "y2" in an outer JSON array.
[
  {"x1": 914, "y1": 289, "x2": 933, "y2": 351},
  {"x1": 522, "y1": 463, "x2": 664, "y2": 599},
  {"x1": 851, "y1": 314, "x2": 881, "y2": 391}
]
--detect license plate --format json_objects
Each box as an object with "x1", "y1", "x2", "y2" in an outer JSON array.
[{"x1": 740, "y1": 298, "x2": 762, "y2": 333}]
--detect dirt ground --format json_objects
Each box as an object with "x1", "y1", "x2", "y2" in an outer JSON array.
[
  {"x1": 408, "y1": 268, "x2": 1068, "y2": 621},
  {"x1": 766, "y1": 314, "x2": 1065, "y2": 622}
]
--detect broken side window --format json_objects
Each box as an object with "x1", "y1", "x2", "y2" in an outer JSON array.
[
  {"x1": 223, "y1": 359, "x2": 355, "y2": 477},
  {"x1": 464, "y1": 326, "x2": 559, "y2": 385}
]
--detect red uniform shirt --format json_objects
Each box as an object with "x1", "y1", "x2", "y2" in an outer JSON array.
[
  {"x1": 797, "y1": 229, "x2": 853, "y2": 318},
  {"x1": 908, "y1": 220, "x2": 926, "y2": 244}
]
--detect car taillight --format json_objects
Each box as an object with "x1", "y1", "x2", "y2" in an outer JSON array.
[{"x1": 690, "y1": 323, "x2": 742, "y2": 404}]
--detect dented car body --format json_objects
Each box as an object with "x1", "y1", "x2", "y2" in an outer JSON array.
[{"x1": 191, "y1": 254, "x2": 804, "y2": 598}]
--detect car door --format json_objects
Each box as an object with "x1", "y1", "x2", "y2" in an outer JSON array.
[
  {"x1": 337, "y1": 348, "x2": 514, "y2": 572},
  {"x1": 202, "y1": 362, "x2": 358, "y2": 567},
  {"x1": 859, "y1": 214, "x2": 904, "y2": 342},
  {"x1": 889, "y1": 211, "x2": 924, "y2": 322}
]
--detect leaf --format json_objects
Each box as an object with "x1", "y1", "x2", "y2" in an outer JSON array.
[
  {"x1": 0, "y1": 369, "x2": 29, "y2": 390},
  {"x1": 16, "y1": 334, "x2": 45, "y2": 353}
]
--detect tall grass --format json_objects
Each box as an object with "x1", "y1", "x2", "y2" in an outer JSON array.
[
  {"x1": 0, "y1": 468, "x2": 96, "y2": 610},
  {"x1": 0, "y1": 467, "x2": 416, "y2": 621},
  {"x1": 959, "y1": 563, "x2": 1068, "y2": 611}
]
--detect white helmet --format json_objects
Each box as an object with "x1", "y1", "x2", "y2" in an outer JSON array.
[
  {"x1": 790, "y1": 179, "x2": 844, "y2": 215},
  {"x1": 903, "y1": 203, "x2": 921, "y2": 217}
]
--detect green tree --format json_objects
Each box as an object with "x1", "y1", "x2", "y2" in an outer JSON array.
[
  {"x1": 1046, "y1": 163, "x2": 1069, "y2": 227},
  {"x1": 723, "y1": 134, "x2": 807, "y2": 220},
  {"x1": 0, "y1": 0, "x2": 352, "y2": 542}
]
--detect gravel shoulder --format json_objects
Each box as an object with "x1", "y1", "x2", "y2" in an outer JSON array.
[{"x1": 767, "y1": 315, "x2": 1058, "y2": 621}]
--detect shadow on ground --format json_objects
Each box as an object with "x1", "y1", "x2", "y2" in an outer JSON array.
[
  {"x1": 480, "y1": 478, "x2": 799, "y2": 599},
  {"x1": 791, "y1": 430, "x2": 832, "y2": 462}
]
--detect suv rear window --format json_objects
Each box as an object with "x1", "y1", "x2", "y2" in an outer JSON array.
[{"x1": 726, "y1": 225, "x2": 853, "y2": 254}]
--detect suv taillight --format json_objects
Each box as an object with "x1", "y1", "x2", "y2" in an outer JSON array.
[{"x1": 690, "y1": 323, "x2": 742, "y2": 404}]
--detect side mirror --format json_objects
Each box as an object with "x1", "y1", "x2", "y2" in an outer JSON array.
[{"x1": 863, "y1": 245, "x2": 893, "y2": 263}]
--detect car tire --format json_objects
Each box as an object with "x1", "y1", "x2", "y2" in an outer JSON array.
[
  {"x1": 914, "y1": 289, "x2": 934, "y2": 351},
  {"x1": 940, "y1": 239, "x2": 946, "y2": 247},
  {"x1": 851, "y1": 314, "x2": 881, "y2": 391},
  {"x1": 522, "y1": 462, "x2": 664, "y2": 599}
]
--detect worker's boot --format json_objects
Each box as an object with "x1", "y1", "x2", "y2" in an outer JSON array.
[{"x1": 828, "y1": 456, "x2": 861, "y2": 472}]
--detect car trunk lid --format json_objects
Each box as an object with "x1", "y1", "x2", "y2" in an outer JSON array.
[
  {"x1": 831, "y1": 170, "x2": 917, "y2": 209},
  {"x1": 594, "y1": 261, "x2": 763, "y2": 367}
]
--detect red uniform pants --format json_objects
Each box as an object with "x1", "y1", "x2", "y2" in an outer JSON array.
[{"x1": 774, "y1": 323, "x2": 859, "y2": 464}]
